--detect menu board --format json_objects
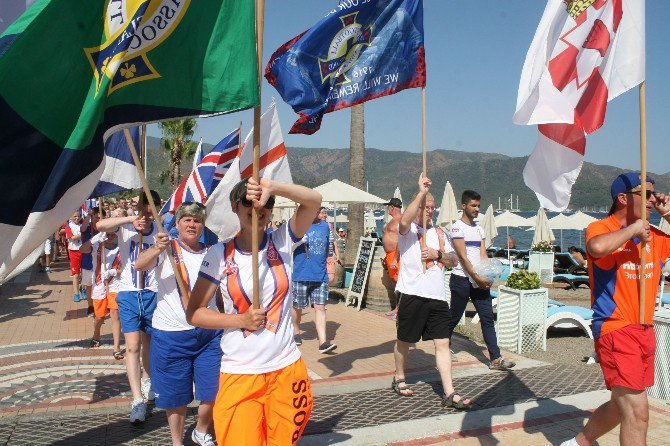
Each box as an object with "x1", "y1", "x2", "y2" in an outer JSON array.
[{"x1": 345, "y1": 237, "x2": 376, "y2": 309}]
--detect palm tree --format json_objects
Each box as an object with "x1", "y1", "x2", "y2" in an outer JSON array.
[
  {"x1": 158, "y1": 119, "x2": 198, "y2": 188},
  {"x1": 344, "y1": 104, "x2": 365, "y2": 266}
]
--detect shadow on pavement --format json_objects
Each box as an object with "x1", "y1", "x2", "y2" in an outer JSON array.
[{"x1": 0, "y1": 289, "x2": 55, "y2": 324}]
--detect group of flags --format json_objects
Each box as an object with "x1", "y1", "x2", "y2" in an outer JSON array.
[{"x1": 0, "y1": 0, "x2": 648, "y2": 282}]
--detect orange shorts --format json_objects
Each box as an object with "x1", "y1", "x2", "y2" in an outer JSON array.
[
  {"x1": 213, "y1": 357, "x2": 313, "y2": 446},
  {"x1": 92, "y1": 292, "x2": 119, "y2": 318}
]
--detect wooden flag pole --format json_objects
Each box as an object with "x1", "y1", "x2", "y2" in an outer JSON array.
[
  {"x1": 421, "y1": 87, "x2": 427, "y2": 272},
  {"x1": 138, "y1": 125, "x2": 147, "y2": 289},
  {"x1": 250, "y1": 0, "x2": 265, "y2": 309},
  {"x1": 639, "y1": 82, "x2": 648, "y2": 324},
  {"x1": 123, "y1": 129, "x2": 190, "y2": 301}
]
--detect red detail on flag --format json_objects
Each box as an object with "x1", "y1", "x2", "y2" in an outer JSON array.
[
  {"x1": 548, "y1": 46, "x2": 580, "y2": 92},
  {"x1": 583, "y1": 19, "x2": 610, "y2": 57},
  {"x1": 539, "y1": 121, "x2": 586, "y2": 156},
  {"x1": 612, "y1": 0, "x2": 623, "y2": 32},
  {"x1": 575, "y1": 69, "x2": 609, "y2": 134},
  {"x1": 240, "y1": 143, "x2": 287, "y2": 179}
]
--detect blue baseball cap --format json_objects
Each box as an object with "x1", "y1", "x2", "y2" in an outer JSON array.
[{"x1": 610, "y1": 172, "x2": 655, "y2": 200}]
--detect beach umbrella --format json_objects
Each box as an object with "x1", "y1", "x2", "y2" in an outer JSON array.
[
  {"x1": 532, "y1": 208, "x2": 555, "y2": 246},
  {"x1": 494, "y1": 210, "x2": 531, "y2": 272},
  {"x1": 436, "y1": 181, "x2": 459, "y2": 230},
  {"x1": 548, "y1": 213, "x2": 581, "y2": 252},
  {"x1": 481, "y1": 204, "x2": 498, "y2": 248},
  {"x1": 569, "y1": 211, "x2": 599, "y2": 248}
]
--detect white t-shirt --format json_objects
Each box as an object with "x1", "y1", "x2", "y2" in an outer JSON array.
[
  {"x1": 117, "y1": 222, "x2": 158, "y2": 292},
  {"x1": 90, "y1": 233, "x2": 121, "y2": 300},
  {"x1": 199, "y1": 223, "x2": 302, "y2": 374},
  {"x1": 153, "y1": 240, "x2": 217, "y2": 332},
  {"x1": 395, "y1": 222, "x2": 447, "y2": 301},
  {"x1": 450, "y1": 219, "x2": 486, "y2": 278},
  {"x1": 67, "y1": 221, "x2": 82, "y2": 250}
]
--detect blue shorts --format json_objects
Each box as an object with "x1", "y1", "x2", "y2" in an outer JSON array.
[
  {"x1": 150, "y1": 327, "x2": 222, "y2": 409},
  {"x1": 116, "y1": 290, "x2": 157, "y2": 334},
  {"x1": 292, "y1": 281, "x2": 328, "y2": 309}
]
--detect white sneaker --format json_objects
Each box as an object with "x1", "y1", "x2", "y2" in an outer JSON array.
[
  {"x1": 129, "y1": 399, "x2": 146, "y2": 423},
  {"x1": 141, "y1": 377, "x2": 155, "y2": 401},
  {"x1": 559, "y1": 439, "x2": 579, "y2": 446},
  {"x1": 191, "y1": 429, "x2": 216, "y2": 446}
]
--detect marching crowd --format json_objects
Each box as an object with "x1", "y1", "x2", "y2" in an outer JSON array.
[{"x1": 37, "y1": 171, "x2": 670, "y2": 446}]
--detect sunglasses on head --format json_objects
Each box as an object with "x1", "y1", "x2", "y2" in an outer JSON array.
[
  {"x1": 238, "y1": 195, "x2": 275, "y2": 210},
  {"x1": 626, "y1": 190, "x2": 661, "y2": 200},
  {"x1": 181, "y1": 201, "x2": 206, "y2": 209}
]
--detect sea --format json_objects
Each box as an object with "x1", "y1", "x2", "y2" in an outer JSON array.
[{"x1": 332, "y1": 209, "x2": 612, "y2": 252}]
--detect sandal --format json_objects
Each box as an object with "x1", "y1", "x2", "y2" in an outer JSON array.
[
  {"x1": 113, "y1": 350, "x2": 125, "y2": 360},
  {"x1": 391, "y1": 377, "x2": 414, "y2": 396},
  {"x1": 442, "y1": 392, "x2": 472, "y2": 410},
  {"x1": 89, "y1": 339, "x2": 100, "y2": 348}
]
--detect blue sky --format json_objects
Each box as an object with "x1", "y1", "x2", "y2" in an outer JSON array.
[{"x1": 146, "y1": 1, "x2": 670, "y2": 173}]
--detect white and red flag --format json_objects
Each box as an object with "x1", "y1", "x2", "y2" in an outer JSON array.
[
  {"x1": 514, "y1": 0, "x2": 645, "y2": 211},
  {"x1": 205, "y1": 102, "x2": 293, "y2": 239}
]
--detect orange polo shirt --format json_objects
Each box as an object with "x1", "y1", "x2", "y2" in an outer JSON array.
[{"x1": 587, "y1": 215, "x2": 670, "y2": 340}]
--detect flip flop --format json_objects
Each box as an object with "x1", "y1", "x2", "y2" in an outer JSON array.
[{"x1": 113, "y1": 350, "x2": 125, "y2": 360}]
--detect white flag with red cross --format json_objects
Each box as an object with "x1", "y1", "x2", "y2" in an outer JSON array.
[
  {"x1": 205, "y1": 102, "x2": 293, "y2": 240},
  {"x1": 514, "y1": 0, "x2": 645, "y2": 211}
]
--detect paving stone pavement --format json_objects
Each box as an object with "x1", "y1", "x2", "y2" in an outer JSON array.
[{"x1": 3, "y1": 258, "x2": 670, "y2": 445}]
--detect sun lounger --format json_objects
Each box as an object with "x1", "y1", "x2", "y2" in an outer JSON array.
[
  {"x1": 546, "y1": 305, "x2": 594, "y2": 339},
  {"x1": 553, "y1": 273, "x2": 590, "y2": 290},
  {"x1": 554, "y1": 252, "x2": 588, "y2": 275}
]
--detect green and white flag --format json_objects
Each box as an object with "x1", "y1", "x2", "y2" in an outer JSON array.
[{"x1": 0, "y1": 0, "x2": 259, "y2": 283}]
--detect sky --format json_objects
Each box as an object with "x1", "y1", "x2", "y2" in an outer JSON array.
[{"x1": 147, "y1": 1, "x2": 670, "y2": 173}]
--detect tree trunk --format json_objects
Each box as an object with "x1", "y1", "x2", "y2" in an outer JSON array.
[{"x1": 344, "y1": 104, "x2": 365, "y2": 267}]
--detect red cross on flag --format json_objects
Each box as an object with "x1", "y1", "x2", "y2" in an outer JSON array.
[{"x1": 514, "y1": 0, "x2": 645, "y2": 211}]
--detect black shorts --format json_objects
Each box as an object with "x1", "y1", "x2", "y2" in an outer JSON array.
[{"x1": 396, "y1": 293, "x2": 452, "y2": 343}]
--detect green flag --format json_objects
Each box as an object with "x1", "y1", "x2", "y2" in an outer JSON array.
[{"x1": 0, "y1": 0, "x2": 259, "y2": 283}]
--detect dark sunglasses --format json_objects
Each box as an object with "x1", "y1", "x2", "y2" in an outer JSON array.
[
  {"x1": 238, "y1": 195, "x2": 275, "y2": 210},
  {"x1": 627, "y1": 190, "x2": 661, "y2": 200}
]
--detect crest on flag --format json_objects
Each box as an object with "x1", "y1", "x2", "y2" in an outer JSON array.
[
  {"x1": 85, "y1": 0, "x2": 191, "y2": 96},
  {"x1": 318, "y1": 12, "x2": 373, "y2": 85}
]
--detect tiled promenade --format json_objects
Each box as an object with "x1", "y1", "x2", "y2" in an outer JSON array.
[{"x1": 1, "y1": 258, "x2": 670, "y2": 445}]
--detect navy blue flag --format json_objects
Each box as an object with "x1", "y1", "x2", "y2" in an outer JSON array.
[
  {"x1": 266, "y1": 0, "x2": 425, "y2": 135},
  {"x1": 88, "y1": 127, "x2": 142, "y2": 198}
]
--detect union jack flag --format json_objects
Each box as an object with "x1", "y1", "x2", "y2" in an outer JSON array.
[{"x1": 160, "y1": 127, "x2": 240, "y2": 214}]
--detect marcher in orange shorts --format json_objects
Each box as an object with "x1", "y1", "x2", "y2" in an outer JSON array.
[
  {"x1": 80, "y1": 231, "x2": 123, "y2": 359},
  {"x1": 188, "y1": 178, "x2": 322, "y2": 445}
]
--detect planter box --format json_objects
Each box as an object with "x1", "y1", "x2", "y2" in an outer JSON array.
[
  {"x1": 495, "y1": 286, "x2": 548, "y2": 354},
  {"x1": 648, "y1": 309, "x2": 670, "y2": 400},
  {"x1": 528, "y1": 251, "x2": 554, "y2": 284}
]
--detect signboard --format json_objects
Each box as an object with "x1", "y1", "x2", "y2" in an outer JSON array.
[{"x1": 346, "y1": 237, "x2": 376, "y2": 309}]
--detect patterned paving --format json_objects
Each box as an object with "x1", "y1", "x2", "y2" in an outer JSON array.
[{"x1": 0, "y1": 364, "x2": 604, "y2": 444}]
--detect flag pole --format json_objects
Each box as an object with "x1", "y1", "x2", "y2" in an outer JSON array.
[
  {"x1": 251, "y1": 0, "x2": 265, "y2": 309},
  {"x1": 138, "y1": 125, "x2": 147, "y2": 289},
  {"x1": 421, "y1": 87, "x2": 427, "y2": 272},
  {"x1": 123, "y1": 129, "x2": 190, "y2": 301},
  {"x1": 639, "y1": 82, "x2": 648, "y2": 324}
]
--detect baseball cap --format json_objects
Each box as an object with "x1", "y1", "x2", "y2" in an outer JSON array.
[
  {"x1": 384, "y1": 198, "x2": 402, "y2": 208},
  {"x1": 610, "y1": 172, "x2": 655, "y2": 200}
]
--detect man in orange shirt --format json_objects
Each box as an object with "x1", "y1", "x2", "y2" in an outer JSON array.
[
  {"x1": 382, "y1": 198, "x2": 403, "y2": 318},
  {"x1": 562, "y1": 173, "x2": 670, "y2": 446}
]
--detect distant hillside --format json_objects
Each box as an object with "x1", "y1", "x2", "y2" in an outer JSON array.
[{"x1": 143, "y1": 136, "x2": 670, "y2": 211}]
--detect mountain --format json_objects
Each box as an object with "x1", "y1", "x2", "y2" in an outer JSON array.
[{"x1": 143, "y1": 136, "x2": 670, "y2": 211}]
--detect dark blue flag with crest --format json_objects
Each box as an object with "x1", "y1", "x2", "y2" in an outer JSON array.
[{"x1": 265, "y1": 0, "x2": 425, "y2": 135}]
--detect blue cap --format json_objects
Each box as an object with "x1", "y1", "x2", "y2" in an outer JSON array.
[{"x1": 610, "y1": 173, "x2": 655, "y2": 200}]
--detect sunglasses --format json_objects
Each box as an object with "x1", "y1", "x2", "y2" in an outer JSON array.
[
  {"x1": 626, "y1": 190, "x2": 661, "y2": 200},
  {"x1": 237, "y1": 195, "x2": 275, "y2": 210}
]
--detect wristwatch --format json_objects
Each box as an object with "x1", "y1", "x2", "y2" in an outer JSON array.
[{"x1": 436, "y1": 251, "x2": 443, "y2": 261}]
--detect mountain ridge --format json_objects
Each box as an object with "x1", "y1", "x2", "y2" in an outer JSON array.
[{"x1": 144, "y1": 136, "x2": 669, "y2": 211}]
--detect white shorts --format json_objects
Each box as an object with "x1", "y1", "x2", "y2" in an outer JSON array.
[
  {"x1": 43, "y1": 239, "x2": 52, "y2": 255},
  {"x1": 81, "y1": 269, "x2": 93, "y2": 287}
]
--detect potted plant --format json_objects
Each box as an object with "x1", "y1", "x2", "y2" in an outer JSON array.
[
  {"x1": 529, "y1": 241, "x2": 555, "y2": 284},
  {"x1": 495, "y1": 270, "x2": 548, "y2": 353}
]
